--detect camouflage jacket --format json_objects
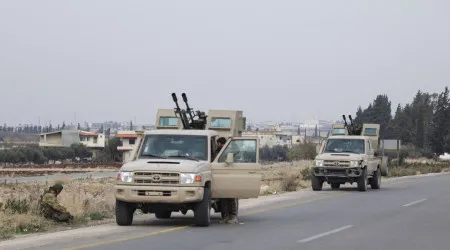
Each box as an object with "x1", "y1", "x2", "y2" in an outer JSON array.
[{"x1": 39, "y1": 190, "x2": 68, "y2": 215}]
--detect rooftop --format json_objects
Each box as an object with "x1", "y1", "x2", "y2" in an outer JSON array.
[
  {"x1": 328, "y1": 135, "x2": 371, "y2": 140},
  {"x1": 144, "y1": 129, "x2": 218, "y2": 136}
]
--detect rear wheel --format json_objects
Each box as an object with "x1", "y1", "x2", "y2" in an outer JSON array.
[
  {"x1": 194, "y1": 186, "x2": 211, "y2": 227},
  {"x1": 330, "y1": 183, "x2": 340, "y2": 189},
  {"x1": 312, "y1": 175, "x2": 323, "y2": 191},
  {"x1": 155, "y1": 211, "x2": 172, "y2": 219},
  {"x1": 115, "y1": 200, "x2": 134, "y2": 226}
]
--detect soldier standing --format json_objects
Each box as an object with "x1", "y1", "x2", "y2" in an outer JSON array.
[
  {"x1": 39, "y1": 183, "x2": 74, "y2": 223},
  {"x1": 214, "y1": 137, "x2": 239, "y2": 224}
]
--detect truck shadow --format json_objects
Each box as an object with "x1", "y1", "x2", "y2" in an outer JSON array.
[
  {"x1": 320, "y1": 186, "x2": 395, "y2": 192},
  {"x1": 130, "y1": 213, "x2": 227, "y2": 227}
]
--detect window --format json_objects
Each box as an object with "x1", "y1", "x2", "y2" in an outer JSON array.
[
  {"x1": 129, "y1": 138, "x2": 135, "y2": 145},
  {"x1": 332, "y1": 128, "x2": 346, "y2": 135},
  {"x1": 324, "y1": 139, "x2": 365, "y2": 154},
  {"x1": 364, "y1": 128, "x2": 377, "y2": 136},
  {"x1": 139, "y1": 134, "x2": 208, "y2": 161},
  {"x1": 159, "y1": 117, "x2": 178, "y2": 127},
  {"x1": 93, "y1": 137, "x2": 98, "y2": 144},
  {"x1": 210, "y1": 117, "x2": 231, "y2": 128},
  {"x1": 218, "y1": 139, "x2": 257, "y2": 163}
]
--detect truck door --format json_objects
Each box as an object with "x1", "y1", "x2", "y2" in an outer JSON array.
[{"x1": 211, "y1": 137, "x2": 261, "y2": 199}]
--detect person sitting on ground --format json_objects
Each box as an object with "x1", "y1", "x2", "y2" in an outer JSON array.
[{"x1": 39, "y1": 183, "x2": 74, "y2": 223}]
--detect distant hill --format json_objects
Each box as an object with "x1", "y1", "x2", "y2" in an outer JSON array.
[{"x1": 0, "y1": 132, "x2": 39, "y2": 143}]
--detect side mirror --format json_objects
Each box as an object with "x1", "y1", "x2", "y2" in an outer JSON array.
[{"x1": 225, "y1": 153, "x2": 234, "y2": 164}]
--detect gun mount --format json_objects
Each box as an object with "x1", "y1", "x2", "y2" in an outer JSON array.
[
  {"x1": 342, "y1": 114, "x2": 363, "y2": 135},
  {"x1": 171, "y1": 92, "x2": 208, "y2": 130}
]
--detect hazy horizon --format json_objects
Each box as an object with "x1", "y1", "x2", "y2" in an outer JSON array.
[{"x1": 1, "y1": 0, "x2": 449, "y2": 126}]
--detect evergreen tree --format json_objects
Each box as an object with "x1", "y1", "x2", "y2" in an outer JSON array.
[{"x1": 427, "y1": 87, "x2": 450, "y2": 155}]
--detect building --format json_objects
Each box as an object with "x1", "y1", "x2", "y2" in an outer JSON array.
[
  {"x1": 39, "y1": 130, "x2": 106, "y2": 149},
  {"x1": 243, "y1": 130, "x2": 292, "y2": 148},
  {"x1": 115, "y1": 130, "x2": 139, "y2": 163}
]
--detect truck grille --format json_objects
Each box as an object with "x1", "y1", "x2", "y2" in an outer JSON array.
[
  {"x1": 133, "y1": 172, "x2": 179, "y2": 185},
  {"x1": 324, "y1": 160, "x2": 350, "y2": 167}
]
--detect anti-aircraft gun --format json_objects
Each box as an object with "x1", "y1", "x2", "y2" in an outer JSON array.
[
  {"x1": 171, "y1": 92, "x2": 208, "y2": 130},
  {"x1": 342, "y1": 115, "x2": 363, "y2": 135}
]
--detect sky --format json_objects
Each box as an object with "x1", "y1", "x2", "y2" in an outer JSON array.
[{"x1": 1, "y1": 0, "x2": 449, "y2": 126}]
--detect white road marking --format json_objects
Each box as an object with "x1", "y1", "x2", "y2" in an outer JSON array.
[
  {"x1": 297, "y1": 225, "x2": 354, "y2": 243},
  {"x1": 402, "y1": 198, "x2": 427, "y2": 207}
]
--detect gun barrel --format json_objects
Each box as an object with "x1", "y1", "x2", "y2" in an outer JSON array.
[{"x1": 181, "y1": 92, "x2": 194, "y2": 121}]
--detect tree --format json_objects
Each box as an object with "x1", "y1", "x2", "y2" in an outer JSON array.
[
  {"x1": 427, "y1": 87, "x2": 450, "y2": 155},
  {"x1": 287, "y1": 141, "x2": 317, "y2": 160},
  {"x1": 104, "y1": 137, "x2": 122, "y2": 162}
]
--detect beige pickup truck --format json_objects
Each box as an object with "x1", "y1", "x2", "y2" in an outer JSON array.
[
  {"x1": 312, "y1": 122, "x2": 389, "y2": 191},
  {"x1": 114, "y1": 100, "x2": 261, "y2": 227}
]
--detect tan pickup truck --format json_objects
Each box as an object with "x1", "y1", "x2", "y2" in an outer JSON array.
[
  {"x1": 312, "y1": 121, "x2": 389, "y2": 191},
  {"x1": 114, "y1": 95, "x2": 261, "y2": 227}
]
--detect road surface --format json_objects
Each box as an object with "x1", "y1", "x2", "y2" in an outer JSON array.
[{"x1": 1, "y1": 172, "x2": 450, "y2": 250}]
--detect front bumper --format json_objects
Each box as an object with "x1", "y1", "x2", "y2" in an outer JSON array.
[
  {"x1": 312, "y1": 167, "x2": 363, "y2": 178},
  {"x1": 115, "y1": 184, "x2": 204, "y2": 203}
]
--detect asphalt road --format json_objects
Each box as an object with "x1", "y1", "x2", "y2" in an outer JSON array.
[{"x1": 2, "y1": 173, "x2": 450, "y2": 250}]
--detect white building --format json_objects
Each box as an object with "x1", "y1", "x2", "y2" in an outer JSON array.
[
  {"x1": 116, "y1": 130, "x2": 139, "y2": 163},
  {"x1": 243, "y1": 130, "x2": 292, "y2": 148},
  {"x1": 39, "y1": 130, "x2": 105, "y2": 149}
]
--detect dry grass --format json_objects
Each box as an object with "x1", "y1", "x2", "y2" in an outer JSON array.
[
  {"x1": 260, "y1": 165, "x2": 312, "y2": 195},
  {"x1": 0, "y1": 177, "x2": 116, "y2": 240},
  {"x1": 388, "y1": 162, "x2": 450, "y2": 177}
]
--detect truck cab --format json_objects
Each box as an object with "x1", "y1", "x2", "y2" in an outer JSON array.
[{"x1": 114, "y1": 96, "x2": 261, "y2": 227}]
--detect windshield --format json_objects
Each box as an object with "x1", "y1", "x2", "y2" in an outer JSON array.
[
  {"x1": 324, "y1": 138, "x2": 365, "y2": 154},
  {"x1": 139, "y1": 134, "x2": 208, "y2": 161}
]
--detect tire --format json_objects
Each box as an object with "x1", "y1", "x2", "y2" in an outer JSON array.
[
  {"x1": 357, "y1": 168, "x2": 368, "y2": 192},
  {"x1": 370, "y1": 168, "x2": 381, "y2": 190},
  {"x1": 330, "y1": 183, "x2": 340, "y2": 189},
  {"x1": 312, "y1": 175, "x2": 323, "y2": 191},
  {"x1": 194, "y1": 186, "x2": 211, "y2": 227},
  {"x1": 115, "y1": 200, "x2": 134, "y2": 226},
  {"x1": 155, "y1": 211, "x2": 172, "y2": 219}
]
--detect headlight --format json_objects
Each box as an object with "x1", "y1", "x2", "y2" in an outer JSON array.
[
  {"x1": 180, "y1": 173, "x2": 202, "y2": 184},
  {"x1": 315, "y1": 160, "x2": 324, "y2": 167},
  {"x1": 349, "y1": 160, "x2": 360, "y2": 167},
  {"x1": 116, "y1": 171, "x2": 133, "y2": 182}
]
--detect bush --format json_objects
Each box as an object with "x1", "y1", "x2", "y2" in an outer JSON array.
[
  {"x1": 287, "y1": 142, "x2": 317, "y2": 161},
  {"x1": 4, "y1": 198, "x2": 30, "y2": 214},
  {"x1": 300, "y1": 167, "x2": 312, "y2": 180},
  {"x1": 278, "y1": 170, "x2": 301, "y2": 192}
]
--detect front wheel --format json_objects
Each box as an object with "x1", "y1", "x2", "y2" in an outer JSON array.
[
  {"x1": 194, "y1": 186, "x2": 211, "y2": 227},
  {"x1": 115, "y1": 200, "x2": 134, "y2": 226},
  {"x1": 357, "y1": 168, "x2": 368, "y2": 192},
  {"x1": 370, "y1": 168, "x2": 381, "y2": 189},
  {"x1": 312, "y1": 175, "x2": 323, "y2": 191}
]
